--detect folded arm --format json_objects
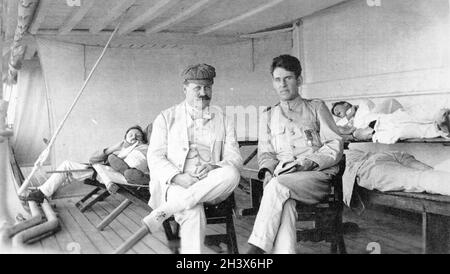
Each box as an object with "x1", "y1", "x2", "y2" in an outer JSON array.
[{"x1": 89, "y1": 141, "x2": 124, "y2": 164}]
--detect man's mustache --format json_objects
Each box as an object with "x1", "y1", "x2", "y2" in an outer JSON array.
[{"x1": 196, "y1": 95, "x2": 211, "y2": 100}]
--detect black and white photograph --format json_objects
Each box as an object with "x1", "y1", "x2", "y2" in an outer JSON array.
[{"x1": 0, "y1": 0, "x2": 449, "y2": 259}]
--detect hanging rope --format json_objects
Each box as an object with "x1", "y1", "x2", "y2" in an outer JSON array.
[{"x1": 18, "y1": 16, "x2": 126, "y2": 196}]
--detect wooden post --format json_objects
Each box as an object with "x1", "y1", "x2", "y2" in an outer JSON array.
[
  {"x1": 447, "y1": 0, "x2": 450, "y2": 87},
  {"x1": 292, "y1": 20, "x2": 306, "y2": 96},
  {"x1": 292, "y1": 20, "x2": 303, "y2": 60},
  {"x1": 422, "y1": 212, "x2": 450, "y2": 254},
  {"x1": 0, "y1": 1, "x2": 2, "y2": 101},
  {"x1": 0, "y1": 0, "x2": 8, "y2": 227}
]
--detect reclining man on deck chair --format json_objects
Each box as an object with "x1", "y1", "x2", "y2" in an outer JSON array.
[
  {"x1": 142, "y1": 63, "x2": 243, "y2": 254},
  {"x1": 331, "y1": 99, "x2": 450, "y2": 144},
  {"x1": 21, "y1": 125, "x2": 150, "y2": 203}
]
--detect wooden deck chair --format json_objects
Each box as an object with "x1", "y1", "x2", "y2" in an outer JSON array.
[
  {"x1": 89, "y1": 165, "x2": 239, "y2": 254},
  {"x1": 112, "y1": 136, "x2": 242, "y2": 254},
  {"x1": 113, "y1": 191, "x2": 239, "y2": 254},
  {"x1": 73, "y1": 163, "x2": 151, "y2": 232},
  {"x1": 161, "y1": 193, "x2": 239, "y2": 254},
  {"x1": 75, "y1": 123, "x2": 153, "y2": 213},
  {"x1": 295, "y1": 155, "x2": 347, "y2": 254},
  {"x1": 75, "y1": 176, "x2": 111, "y2": 213},
  {"x1": 86, "y1": 162, "x2": 239, "y2": 254},
  {"x1": 73, "y1": 166, "x2": 148, "y2": 214},
  {"x1": 158, "y1": 142, "x2": 255, "y2": 254},
  {"x1": 239, "y1": 153, "x2": 347, "y2": 254}
]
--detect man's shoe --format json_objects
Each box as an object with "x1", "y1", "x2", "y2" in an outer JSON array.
[
  {"x1": 124, "y1": 169, "x2": 149, "y2": 186},
  {"x1": 106, "y1": 183, "x2": 119, "y2": 194},
  {"x1": 142, "y1": 209, "x2": 169, "y2": 233},
  {"x1": 19, "y1": 189, "x2": 46, "y2": 204}
]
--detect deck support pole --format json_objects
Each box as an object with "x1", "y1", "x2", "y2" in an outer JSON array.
[{"x1": 422, "y1": 212, "x2": 450, "y2": 254}]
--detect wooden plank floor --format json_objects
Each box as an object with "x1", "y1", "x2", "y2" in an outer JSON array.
[{"x1": 24, "y1": 185, "x2": 437, "y2": 254}]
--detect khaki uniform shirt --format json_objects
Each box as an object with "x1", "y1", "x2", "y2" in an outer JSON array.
[{"x1": 258, "y1": 97, "x2": 343, "y2": 179}]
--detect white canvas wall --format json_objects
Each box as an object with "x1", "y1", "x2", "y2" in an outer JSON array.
[
  {"x1": 302, "y1": 0, "x2": 450, "y2": 104},
  {"x1": 12, "y1": 60, "x2": 50, "y2": 166},
  {"x1": 299, "y1": 0, "x2": 450, "y2": 165},
  {"x1": 36, "y1": 33, "x2": 292, "y2": 165}
]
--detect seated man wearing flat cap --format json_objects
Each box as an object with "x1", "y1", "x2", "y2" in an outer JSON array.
[{"x1": 143, "y1": 63, "x2": 243, "y2": 253}]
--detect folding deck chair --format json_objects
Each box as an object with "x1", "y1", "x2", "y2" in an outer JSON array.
[
  {"x1": 75, "y1": 176, "x2": 111, "y2": 213},
  {"x1": 76, "y1": 164, "x2": 239, "y2": 254},
  {"x1": 295, "y1": 155, "x2": 347, "y2": 253},
  {"x1": 76, "y1": 123, "x2": 154, "y2": 214},
  {"x1": 74, "y1": 164, "x2": 151, "y2": 230},
  {"x1": 113, "y1": 193, "x2": 239, "y2": 254},
  {"x1": 161, "y1": 193, "x2": 239, "y2": 254}
]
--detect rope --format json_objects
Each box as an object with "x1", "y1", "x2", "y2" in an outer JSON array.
[{"x1": 17, "y1": 15, "x2": 126, "y2": 196}]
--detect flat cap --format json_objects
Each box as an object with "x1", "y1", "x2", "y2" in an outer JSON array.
[{"x1": 182, "y1": 63, "x2": 216, "y2": 85}]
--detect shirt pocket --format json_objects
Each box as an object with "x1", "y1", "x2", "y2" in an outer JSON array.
[
  {"x1": 303, "y1": 128, "x2": 323, "y2": 147},
  {"x1": 270, "y1": 125, "x2": 287, "y2": 151}
]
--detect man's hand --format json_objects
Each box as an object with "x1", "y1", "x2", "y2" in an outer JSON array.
[
  {"x1": 263, "y1": 170, "x2": 273, "y2": 188},
  {"x1": 172, "y1": 173, "x2": 199, "y2": 188},
  {"x1": 194, "y1": 163, "x2": 219, "y2": 180},
  {"x1": 296, "y1": 159, "x2": 318, "y2": 172},
  {"x1": 346, "y1": 106, "x2": 357, "y2": 120}
]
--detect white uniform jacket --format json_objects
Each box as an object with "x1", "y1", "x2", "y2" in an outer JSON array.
[{"x1": 147, "y1": 102, "x2": 243, "y2": 209}]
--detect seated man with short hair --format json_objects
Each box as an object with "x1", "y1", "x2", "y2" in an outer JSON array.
[
  {"x1": 247, "y1": 55, "x2": 343, "y2": 254},
  {"x1": 21, "y1": 125, "x2": 150, "y2": 203}
]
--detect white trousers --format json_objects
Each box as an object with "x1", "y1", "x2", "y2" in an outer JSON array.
[
  {"x1": 165, "y1": 166, "x2": 240, "y2": 254},
  {"x1": 39, "y1": 160, "x2": 93, "y2": 197},
  {"x1": 248, "y1": 178, "x2": 298, "y2": 254},
  {"x1": 373, "y1": 110, "x2": 444, "y2": 144}
]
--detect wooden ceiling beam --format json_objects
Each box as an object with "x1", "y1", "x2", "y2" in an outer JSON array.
[
  {"x1": 240, "y1": 26, "x2": 293, "y2": 39},
  {"x1": 197, "y1": 0, "x2": 286, "y2": 35},
  {"x1": 59, "y1": 0, "x2": 96, "y2": 35},
  {"x1": 118, "y1": 0, "x2": 181, "y2": 36},
  {"x1": 35, "y1": 30, "x2": 245, "y2": 46},
  {"x1": 89, "y1": 0, "x2": 137, "y2": 34},
  {"x1": 145, "y1": 0, "x2": 217, "y2": 35}
]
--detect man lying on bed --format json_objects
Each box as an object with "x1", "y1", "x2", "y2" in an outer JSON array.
[
  {"x1": 331, "y1": 99, "x2": 450, "y2": 144},
  {"x1": 343, "y1": 149, "x2": 450, "y2": 210},
  {"x1": 21, "y1": 125, "x2": 150, "y2": 203}
]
